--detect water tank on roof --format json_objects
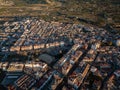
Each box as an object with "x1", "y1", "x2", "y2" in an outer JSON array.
[
  {"x1": 90, "y1": 66, "x2": 97, "y2": 73},
  {"x1": 116, "y1": 39, "x2": 120, "y2": 46},
  {"x1": 60, "y1": 41, "x2": 65, "y2": 47}
]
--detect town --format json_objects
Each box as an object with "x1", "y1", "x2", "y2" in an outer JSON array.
[{"x1": 0, "y1": 18, "x2": 120, "y2": 90}]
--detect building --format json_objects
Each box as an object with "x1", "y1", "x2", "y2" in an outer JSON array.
[
  {"x1": 7, "y1": 62, "x2": 24, "y2": 72},
  {"x1": 68, "y1": 62, "x2": 90, "y2": 89},
  {"x1": 14, "y1": 74, "x2": 36, "y2": 90}
]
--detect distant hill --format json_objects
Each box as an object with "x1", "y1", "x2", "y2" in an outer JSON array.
[
  {"x1": 0, "y1": 0, "x2": 119, "y2": 30},
  {"x1": 0, "y1": 0, "x2": 55, "y2": 5},
  {"x1": 23, "y1": 0, "x2": 47, "y2": 4},
  {"x1": 0, "y1": 0, "x2": 119, "y2": 5}
]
